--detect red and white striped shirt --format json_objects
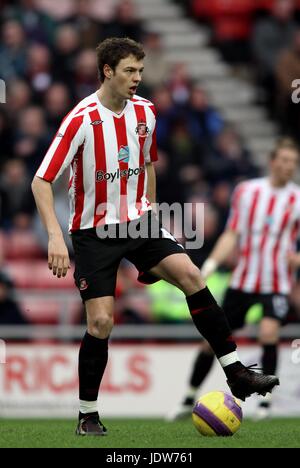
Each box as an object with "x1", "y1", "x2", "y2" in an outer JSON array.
[
  {"x1": 227, "y1": 177, "x2": 300, "y2": 294},
  {"x1": 36, "y1": 92, "x2": 157, "y2": 231}
]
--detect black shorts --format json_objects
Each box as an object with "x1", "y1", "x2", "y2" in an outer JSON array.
[
  {"x1": 223, "y1": 288, "x2": 290, "y2": 330},
  {"x1": 71, "y1": 211, "x2": 186, "y2": 302}
]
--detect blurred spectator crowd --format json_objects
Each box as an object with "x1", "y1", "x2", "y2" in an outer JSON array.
[
  {"x1": 178, "y1": 0, "x2": 300, "y2": 138},
  {"x1": 0, "y1": 0, "x2": 300, "y2": 328}
]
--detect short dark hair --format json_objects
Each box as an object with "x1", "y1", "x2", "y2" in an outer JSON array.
[
  {"x1": 96, "y1": 37, "x2": 145, "y2": 82},
  {"x1": 270, "y1": 137, "x2": 300, "y2": 160}
]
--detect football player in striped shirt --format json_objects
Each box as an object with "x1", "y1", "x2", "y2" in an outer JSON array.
[
  {"x1": 32, "y1": 37, "x2": 279, "y2": 435},
  {"x1": 169, "y1": 138, "x2": 299, "y2": 421}
]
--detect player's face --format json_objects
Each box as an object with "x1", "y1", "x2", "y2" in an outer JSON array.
[
  {"x1": 271, "y1": 148, "x2": 299, "y2": 184},
  {"x1": 109, "y1": 55, "x2": 144, "y2": 99}
]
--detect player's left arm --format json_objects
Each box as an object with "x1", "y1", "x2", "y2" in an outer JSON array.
[
  {"x1": 287, "y1": 252, "x2": 300, "y2": 270},
  {"x1": 146, "y1": 162, "x2": 156, "y2": 209},
  {"x1": 288, "y1": 209, "x2": 300, "y2": 269}
]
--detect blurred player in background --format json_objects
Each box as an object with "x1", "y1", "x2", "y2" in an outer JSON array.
[
  {"x1": 169, "y1": 138, "x2": 300, "y2": 421},
  {"x1": 32, "y1": 37, "x2": 279, "y2": 436}
]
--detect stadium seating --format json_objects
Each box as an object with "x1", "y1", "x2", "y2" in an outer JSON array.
[
  {"x1": 192, "y1": 0, "x2": 255, "y2": 40},
  {"x1": 3, "y1": 259, "x2": 79, "y2": 324},
  {"x1": 19, "y1": 296, "x2": 82, "y2": 324},
  {"x1": 2, "y1": 230, "x2": 44, "y2": 260},
  {"x1": 258, "y1": 0, "x2": 300, "y2": 10},
  {"x1": 4, "y1": 260, "x2": 75, "y2": 289}
]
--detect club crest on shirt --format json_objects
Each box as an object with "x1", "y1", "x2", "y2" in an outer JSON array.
[
  {"x1": 135, "y1": 121, "x2": 149, "y2": 138},
  {"x1": 118, "y1": 145, "x2": 130, "y2": 163},
  {"x1": 79, "y1": 278, "x2": 88, "y2": 291}
]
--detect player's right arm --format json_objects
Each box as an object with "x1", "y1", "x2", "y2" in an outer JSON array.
[
  {"x1": 201, "y1": 183, "x2": 245, "y2": 279},
  {"x1": 31, "y1": 177, "x2": 70, "y2": 278},
  {"x1": 32, "y1": 111, "x2": 85, "y2": 278}
]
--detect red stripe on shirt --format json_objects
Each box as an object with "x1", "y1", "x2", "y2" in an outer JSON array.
[
  {"x1": 35, "y1": 110, "x2": 76, "y2": 177},
  {"x1": 89, "y1": 108, "x2": 107, "y2": 227},
  {"x1": 131, "y1": 97, "x2": 151, "y2": 103},
  {"x1": 227, "y1": 184, "x2": 245, "y2": 231},
  {"x1": 148, "y1": 105, "x2": 158, "y2": 162},
  {"x1": 238, "y1": 188, "x2": 260, "y2": 289},
  {"x1": 133, "y1": 104, "x2": 147, "y2": 215},
  {"x1": 113, "y1": 115, "x2": 129, "y2": 223},
  {"x1": 149, "y1": 124, "x2": 158, "y2": 162},
  {"x1": 38, "y1": 103, "x2": 95, "y2": 178},
  {"x1": 254, "y1": 194, "x2": 277, "y2": 293},
  {"x1": 75, "y1": 102, "x2": 97, "y2": 115},
  {"x1": 149, "y1": 105, "x2": 157, "y2": 117},
  {"x1": 272, "y1": 193, "x2": 296, "y2": 293},
  {"x1": 290, "y1": 219, "x2": 299, "y2": 244},
  {"x1": 42, "y1": 115, "x2": 84, "y2": 182},
  {"x1": 70, "y1": 144, "x2": 85, "y2": 231}
]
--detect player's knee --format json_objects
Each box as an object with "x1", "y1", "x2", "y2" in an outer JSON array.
[
  {"x1": 259, "y1": 329, "x2": 278, "y2": 344},
  {"x1": 88, "y1": 312, "x2": 114, "y2": 338},
  {"x1": 177, "y1": 265, "x2": 204, "y2": 294},
  {"x1": 259, "y1": 319, "x2": 280, "y2": 344}
]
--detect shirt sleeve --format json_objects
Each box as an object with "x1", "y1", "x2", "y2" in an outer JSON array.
[
  {"x1": 226, "y1": 183, "x2": 245, "y2": 232},
  {"x1": 35, "y1": 112, "x2": 85, "y2": 183},
  {"x1": 143, "y1": 105, "x2": 158, "y2": 163}
]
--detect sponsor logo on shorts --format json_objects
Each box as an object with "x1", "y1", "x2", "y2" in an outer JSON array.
[
  {"x1": 79, "y1": 278, "x2": 88, "y2": 291},
  {"x1": 272, "y1": 295, "x2": 289, "y2": 319}
]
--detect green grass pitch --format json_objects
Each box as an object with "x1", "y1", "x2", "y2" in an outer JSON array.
[{"x1": 0, "y1": 418, "x2": 299, "y2": 448}]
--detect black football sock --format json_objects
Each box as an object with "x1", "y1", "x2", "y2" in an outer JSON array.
[
  {"x1": 262, "y1": 344, "x2": 277, "y2": 376},
  {"x1": 186, "y1": 287, "x2": 237, "y2": 359},
  {"x1": 189, "y1": 349, "x2": 215, "y2": 388},
  {"x1": 258, "y1": 344, "x2": 277, "y2": 409},
  {"x1": 182, "y1": 350, "x2": 215, "y2": 405},
  {"x1": 78, "y1": 332, "x2": 108, "y2": 402}
]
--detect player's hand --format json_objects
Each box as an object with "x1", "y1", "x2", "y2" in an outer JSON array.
[
  {"x1": 48, "y1": 234, "x2": 70, "y2": 278},
  {"x1": 287, "y1": 252, "x2": 300, "y2": 271},
  {"x1": 201, "y1": 258, "x2": 218, "y2": 281}
]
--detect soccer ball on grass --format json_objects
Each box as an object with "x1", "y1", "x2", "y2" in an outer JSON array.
[{"x1": 192, "y1": 391, "x2": 242, "y2": 436}]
